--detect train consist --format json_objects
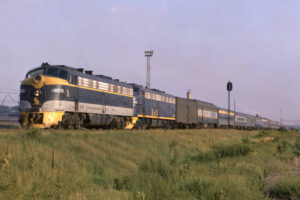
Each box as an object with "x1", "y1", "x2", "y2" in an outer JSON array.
[{"x1": 19, "y1": 63, "x2": 280, "y2": 130}]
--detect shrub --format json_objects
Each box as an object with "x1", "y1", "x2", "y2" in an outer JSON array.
[
  {"x1": 278, "y1": 127, "x2": 288, "y2": 132},
  {"x1": 254, "y1": 130, "x2": 270, "y2": 138},
  {"x1": 277, "y1": 141, "x2": 290, "y2": 153},
  {"x1": 268, "y1": 177, "x2": 300, "y2": 199},
  {"x1": 113, "y1": 176, "x2": 132, "y2": 190},
  {"x1": 184, "y1": 179, "x2": 223, "y2": 200},
  {"x1": 25, "y1": 127, "x2": 42, "y2": 139},
  {"x1": 192, "y1": 143, "x2": 251, "y2": 162},
  {"x1": 213, "y1": 143, "x2": 251, "y2": 158},
  {"x1": 292, "y1": 141, "x2": 300, "y2": 156},
  {"x1": 191, "y1": 151, "x2": 216, "y2": 162}
]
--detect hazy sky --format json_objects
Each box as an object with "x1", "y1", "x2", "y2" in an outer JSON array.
[{"x1": 0, "y1": 0, "x2": 299, "y2": 121}]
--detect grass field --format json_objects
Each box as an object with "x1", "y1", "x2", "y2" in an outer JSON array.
[{"x1": 0, "y1": 129, "x2": 299, "y2": 200}]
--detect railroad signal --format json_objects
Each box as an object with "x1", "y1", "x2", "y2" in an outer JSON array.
[
  {"x1": 227, "y1": 81, "x2": 233, "y2": 128},
  {"x1": 227, "y1": 81, "x2": 233, "y2": 91}
]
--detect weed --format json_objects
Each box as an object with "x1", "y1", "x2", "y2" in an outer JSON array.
[{"x1": 25, "y1": 127, "x2": 42, "y2": 139}]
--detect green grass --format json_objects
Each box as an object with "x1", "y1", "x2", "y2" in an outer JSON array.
[{"x1": 0, "y1": 129, "x2": 299, "y2": 199}]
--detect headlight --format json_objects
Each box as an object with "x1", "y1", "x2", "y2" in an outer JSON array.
[
  {"x1": 34, "y1": 90, "x2": 40, "y2": 96},
  {"x1": 34, "y1": 75, "x2": 42, "y2": 84},
  {"x1": 51, "y1": 88, "x2": 64, "y2": 93}
]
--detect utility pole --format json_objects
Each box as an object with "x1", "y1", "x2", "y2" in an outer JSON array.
[
  {"x1": 227, "y1": 81, "x2": 233, "y2": 129},
  {"x1": 145, "y1": 50, "x2": 153, "y2": 88}
]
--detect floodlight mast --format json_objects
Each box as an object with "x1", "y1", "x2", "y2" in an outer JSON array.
[{"x1": 145, "y1": 50, "x2": 153, "y2": 88}]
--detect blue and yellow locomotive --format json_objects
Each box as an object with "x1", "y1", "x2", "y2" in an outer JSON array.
[{"x1": 19, "y1": 63, "x2": 135, "y2": 129}]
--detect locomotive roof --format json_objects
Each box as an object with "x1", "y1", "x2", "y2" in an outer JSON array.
[
  {"x1": 235, "y1": 111, "x2": 256, "y2": 118},
  {"x1": 28, "y1": 63, "x2": 133, "y2": 88},
  {"x1": 196, "y1": 99, "x2": 218, "y2": 109},
  {"x1": 130, "y1": 83, "x2": 175, "y2": 98}
]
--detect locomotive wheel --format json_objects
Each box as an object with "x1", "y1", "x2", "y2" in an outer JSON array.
[
  {"x1": 74, "y1": 114, "x2": 83, "y2": 129},
  {"x1": 62, "y1": 113, "x2": 74, "y2": 129}
]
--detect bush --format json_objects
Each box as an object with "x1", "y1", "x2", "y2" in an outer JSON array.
[
  {"x1": 113, "y1": 176, "x2": 132, "y2": 190},
  {"x1": 25, "y1": 127, "x2": 42, "y2": 139},
  {"x1": 213, "y1": 143, "x2": 251, "y2": 158},
  {"x1": 277, "y1": 141, "x2": 290, "y2": 153},
  {"x1": 293, "y1": 141, "x2": 300, "y2": 156},
  {"x1": 268, "y1": 177, "x2": 300, "y2": 199},
  {"x1": 184, "y1": 179, "x2": 223, "y2": 200},
  {"x1": 191, "y1": 151, "x2": 216, "y2": 162},
  {"x1": 279, "y1": 127, "x2": 288, "y2": 132},
  {"x1": 191, "y1": 143, "x2": 251, "y2": 162},
  {"x1": 254, "y1": 130, "x2": 270, "y2": 138}
]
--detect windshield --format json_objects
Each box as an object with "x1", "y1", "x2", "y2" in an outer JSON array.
[
  {"x1": 45, "y1": 67, "x2": 68, "y2": 80},
  {"x1": 26, "y1": 69, "x2": 44, "y2": 78},
  {"x1": 26, "y1": 67, "x2": 69, "y2": 80}
]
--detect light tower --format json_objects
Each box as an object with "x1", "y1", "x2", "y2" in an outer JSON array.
[{"x1": 145, "y1": 50, "x2": 153, "y2": 88}]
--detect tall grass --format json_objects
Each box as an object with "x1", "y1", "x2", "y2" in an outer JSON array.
[
  {"x1": 0, "y1": 129, "x2": 299, "y2": 199},
  {"x1": 268, "y1": 176, "x2": 300, "y2": 199}
]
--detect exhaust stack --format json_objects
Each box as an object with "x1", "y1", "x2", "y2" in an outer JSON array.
[{"x1": 187, "y1": 89, "x2": 191, "y2": 99}]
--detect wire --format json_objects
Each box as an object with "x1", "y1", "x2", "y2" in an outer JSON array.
[
  {"x1": 0, "y1": 87, "x2": 19, "y2": 92},
  {"x1": 0, "y1": 91, "x2": 19, "y2": 94},
  {"x1": 1, "y1": 95, "x2": 19, "y2": 106}
]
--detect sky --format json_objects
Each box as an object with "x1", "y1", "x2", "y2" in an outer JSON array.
[{"x1": 0, "y1": 0, "x2": 299, "y2": 122}]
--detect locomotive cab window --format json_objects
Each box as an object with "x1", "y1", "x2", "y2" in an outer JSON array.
[
  {"x1": 69, "y1": 75, "x2": 77, "y2": 84},
  {"x1": 45, "y1": 68, "x2": 69, "y2": 80},
  {"x1": 26, "y1": 69, "x2": 44, "y2": 78}
]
